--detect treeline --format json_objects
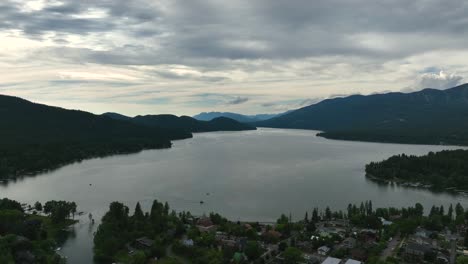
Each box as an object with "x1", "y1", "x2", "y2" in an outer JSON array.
[
  {"x1": 0, "y1": 94, "x2": 192, "y2": 180},
  {"x1": 0, "y1": 140, "x2": 173, "y2": 180},
  {"x1": 93, "y1": 200, "x2": 185, "y2": 263},
  {"x1": 365, "y1": 149, "x2": 468, "y2": 190},
  {"x1": 0, "y1": 198, "x2": 77, "y2": 263}
]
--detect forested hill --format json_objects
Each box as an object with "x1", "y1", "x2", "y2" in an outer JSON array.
[
  {"x1": 0, "y1": 95, "x2": 191, "y2": 180},
  {"x1": 193, "y1": 111, "x2": 280, "y2": 122},
  {"x1": 257, "y1": 83, "x2": 468, "y2": 145},
  {"x1": 365, "y1": 149, "x2": 468, "y2": 191},
  {"x1": 103, "y1": 113, "x2": 257, "y2": 133}
]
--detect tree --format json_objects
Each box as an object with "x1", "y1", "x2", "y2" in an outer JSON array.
[
  {"x1": 312, "y1": 208, "x2": 319, "y2": 222},
  {"x1": 34, "y1": 201, "x2": 42, "y2": 211},
  {"x1": 415, "y1": 203, "x2": 424, "y2": 217},
  {"x1": 283, "y1": 247, "x2": 303, "y2": 264},
  {"x1": 130, "y1": 251, "x2": 147, "y2": 264},
  {"x1": 457, "y1": 256, "x2": 468, "y2": 264},
  {"x1": 278, "y1": 241, "x2": 287, "y2": 252},
  {"x1": 325, "y1": 207, "x2": 332, "y2": 220},
  {"x1": 244, "y1": 241, "x2": 261, "y2": 260},
  {"x1": 133, "y1": 202, "x2": 144, "y2": 220},
  {"x1": 306, "y1": 221, "x2": 316, "y2": 232}
]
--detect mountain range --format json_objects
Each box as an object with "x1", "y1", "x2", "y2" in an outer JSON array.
[
  {"x1": 193, "y1": 111, "x2": 285, "y2": 123},
  {"x1": 257, "y1": 83, "x2": 468, "y2": 145},
  {"x1": 102, "y1": 113, "x2": 256, "y2": 133}
]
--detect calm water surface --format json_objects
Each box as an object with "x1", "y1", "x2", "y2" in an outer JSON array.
[{"x1": 1, "y1": 128, "x2": 467, "y2": 263}]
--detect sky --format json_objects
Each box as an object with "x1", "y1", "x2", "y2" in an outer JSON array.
[{"x1": 1, "y1": 0, "x2": 468, "y2": 116}]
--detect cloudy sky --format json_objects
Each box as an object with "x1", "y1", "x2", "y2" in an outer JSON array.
[{"x1": 1, "y1": 0, "x2": 467, "y2": 116}]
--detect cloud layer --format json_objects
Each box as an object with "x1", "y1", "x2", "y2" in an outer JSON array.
[{"x1": 1, "y1": 0, "x2": 467, "y2": 115}]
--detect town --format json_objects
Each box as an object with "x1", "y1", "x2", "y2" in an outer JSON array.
[{"x1": 93, "y1": 200, "x2": 468, "y2": 264}]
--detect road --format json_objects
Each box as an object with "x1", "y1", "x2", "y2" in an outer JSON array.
[{"x1": 381, "y1": 233, "x2": 401, "y2": 260}]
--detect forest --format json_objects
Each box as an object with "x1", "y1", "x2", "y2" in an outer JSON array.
[
  {"x1": 0, "y1": 198, "x2": 77, "y2": 263},
  {"x1": 0, "y1": 94, "x2": 191, "y2": 180},
  {"x1": 365, "y1": 149, "x2": 468, "y2": 190}
]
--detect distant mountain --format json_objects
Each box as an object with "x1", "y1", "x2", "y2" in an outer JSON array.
[
  {"x1": 258, "y1": 83, "x2": 468, "y2": 145},
  {"x1": 0, "y1": 95, "x2": 191, "y2": 180},
  {"x1": 193, "y1": 112, "x2": 283, "y2": 123},
  {"x1": 104, "y1": 113, "x2": 256, "y2": 133}
]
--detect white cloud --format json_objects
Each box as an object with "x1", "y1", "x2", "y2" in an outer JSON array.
[{"x1": 407, "y1": 70, "x2": 464, "y2": 91}]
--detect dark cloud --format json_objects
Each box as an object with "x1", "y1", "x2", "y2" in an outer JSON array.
[
  {"x1": 1, "y1": 0, "x2": 467, "y2": 63},
  {"x1": 227, "y1": 96, "x2": 249, "y2": 105}
]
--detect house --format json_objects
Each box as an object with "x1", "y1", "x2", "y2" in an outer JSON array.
[
  {"x1": 409, "y1": 234, "x2": 437, "y2": 247},
  {"x1": 321, "y1": 257, "x2": 341, "y2": 264},
  {"x1": 220, "y1": 239, "x2": 237, "y2": 248},
  {"x1": 304, "y1": 253, "x2": 321, "y2": 264},
  {"x1": 318, "y1": 226, "x2": 346, "y2": 238},
  {"x1": 134, "y1": 237, "x2": 154, "y2": 249},
  {"x1": 196, "y1": 216, "x2": 217, "y2": 232},
  {"x1": 262, "y1": 230, "x2": 282, "y2": 241},
  {"x1": 405, "y1": 242, "x2": 432, "y2": 261},
  {"x1": 415, "y1": 227, "x2": 434, "y2": 238},
  {"x1": 197, "y1": 216, "x2": 213, "y2": 226},
  {"x1": 341, "y1": 237, "x2": 356, "y2": 249},
  {"x1": 344, "y1": 259, "x2": 362, "y2": 264},
  {"x1": 379, "y1": 217, "x2": 393, "y2": 226},
  {"x1": 318, "y1": 245, "x2": 331, "y2": 256},
  {"x1": 182, "y1": 239, "x2": 194, "y2": 247},
  {"x1": 350, "y1": 248, "x2": 367, "y2": 261}
]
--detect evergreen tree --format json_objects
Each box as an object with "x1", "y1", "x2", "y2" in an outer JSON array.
[{"x1": 134, "y1": 202, "x2": 144, "y2": 220}]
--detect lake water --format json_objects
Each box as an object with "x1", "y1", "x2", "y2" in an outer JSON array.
[{"x1": 1, "y1": 128, "x2": 467, "y2": 263}]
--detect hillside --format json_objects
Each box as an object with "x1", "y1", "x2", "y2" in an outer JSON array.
[
  {"x1": 103, "y1": 113, "x2": 257, "y2": 133},
  {"x1": 257, "y1": 83, "x2": 468, "y2": 145},
  {"x1": 193, "y1": 111, "x2": 281, "y2": 123},
  {"x1": 366, "y1": 149, "x2": 468, "y2": 191},
  {"x1": 0, "y1": 95, "x2": 192, "y2": 180}
]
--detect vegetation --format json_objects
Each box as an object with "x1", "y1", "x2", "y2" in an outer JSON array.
[
  {"x1": 366, "y1": 149, "x2": 468, "y2": 190},
  {"x1": 0, "y1": 95, "x2": 193, "y2": 181},
  {"x1": 104, "y1": 113, "x2": 257, "y2": 133},
  {"x1": 258, "y1": 83, "x2": 468, "y2": 146},
  {"x1": 93, "y1": 198, "x2": 468, "y2": 264},
  {"x1": 94, "y1": 200, "x2": 183, "y2": 263},
  {"x1": 0, "y1": 197, "x2": 77, "y2": 263}
]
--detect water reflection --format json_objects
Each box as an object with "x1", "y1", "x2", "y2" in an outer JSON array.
[{"x1": 1, "y1": 128, "x2": 466, "y2": 263}]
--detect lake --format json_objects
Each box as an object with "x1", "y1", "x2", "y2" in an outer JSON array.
[{"x1": 1, "y1": 128, "x2": 467, "y2": 263}]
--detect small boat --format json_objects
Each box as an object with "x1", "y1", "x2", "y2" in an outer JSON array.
[{"x1": 200, "y1": 201, "x2": 204, "y2": 204}]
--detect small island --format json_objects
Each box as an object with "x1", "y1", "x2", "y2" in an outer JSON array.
[{"x1": 365, "y1": 149, "x2": 468, "y2": 192}]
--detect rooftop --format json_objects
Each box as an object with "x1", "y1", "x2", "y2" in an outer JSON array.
[
  {"x1": 345, "y1": 259, "x2": 362, "y2": 264},
  {"x1": 321, "y1": 257, "x2": 341, "y2": 264}
]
